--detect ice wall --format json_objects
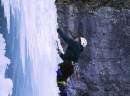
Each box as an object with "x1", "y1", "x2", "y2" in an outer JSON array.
[
  {"x1": 1, "y1": 0, "x2": 62, "y2": 96},
  {"x1": 0, "y1": 34, "x2": 13, "y2": 96}
]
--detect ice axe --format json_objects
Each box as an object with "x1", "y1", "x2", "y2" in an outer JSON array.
[
  {"x1": 56, "y1": 40, "x2": 62, "y2": 55},
  {"x1": 56, "y1": 40, "x2": 60, "y2": 51}
]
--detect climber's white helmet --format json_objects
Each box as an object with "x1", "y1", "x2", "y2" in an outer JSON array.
[{"x1": 80, "y1": 37, "x2": 87, "y2": 47}]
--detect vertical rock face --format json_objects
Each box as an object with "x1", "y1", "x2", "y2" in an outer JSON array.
[{"x1": 55, "y1": 0, "x2": 130, "y2": 96}]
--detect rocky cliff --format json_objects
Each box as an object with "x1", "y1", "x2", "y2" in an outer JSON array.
[{"x1": 55, "y1": 0, "x2": 130, "y2": 96}]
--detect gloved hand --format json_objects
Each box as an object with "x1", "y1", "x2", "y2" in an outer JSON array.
[
  {"x1": 57, "y1": 48, "x2": 62, "y2": 55},
  {"x1": 57, "y1": 25, "x2": 59, "y2": 30}
]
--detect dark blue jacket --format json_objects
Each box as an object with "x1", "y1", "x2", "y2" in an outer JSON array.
[{"x1": 57, "y1": 28, "x2": 83, "y2": 62}]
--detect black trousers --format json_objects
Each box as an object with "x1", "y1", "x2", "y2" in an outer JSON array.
[{"x1": 58, "y1": 61, "x2": 74, "y2": 82}]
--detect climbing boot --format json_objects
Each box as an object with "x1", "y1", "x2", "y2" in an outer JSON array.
[{"x1": 57, "y1": 81, "x2": 66, "y2": 89}]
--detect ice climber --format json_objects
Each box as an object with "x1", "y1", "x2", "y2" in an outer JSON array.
[{"x1": 57, "y1": 28, "x2": 87, "y2": 96}]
